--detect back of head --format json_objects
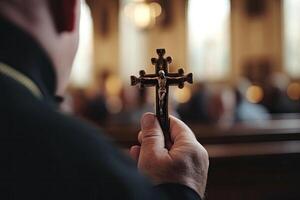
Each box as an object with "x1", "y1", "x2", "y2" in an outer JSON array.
[{"x1": 0, "y1": 0, "x2": 81, "y2": 95}]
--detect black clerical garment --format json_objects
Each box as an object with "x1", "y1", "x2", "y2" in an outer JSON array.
[{"x1": 0, "y1": 18, "x2": 201, "y2": 200}]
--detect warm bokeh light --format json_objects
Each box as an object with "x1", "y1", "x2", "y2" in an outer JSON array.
[
  {"x1": 133, "y1": 3, "x2": 152, "y2": 28},
  {"x1": 105, "y1": 75, "x2": 123, "y2": 97},
  {"x1": 174, "y1": 87, "x2": 192, "y2": 103},
  {"x1": 287, "y1": 82, "x2": 300, "y2": 100},
  {"x1": 150, "y1": 2, "x2": 162, "y2": 18},
  {"x1": 123, "y1": 1, "x2": 162, "y2": 29},
  {"x1": 246, "y1": 85, "x2": 264, "y2": 103}
]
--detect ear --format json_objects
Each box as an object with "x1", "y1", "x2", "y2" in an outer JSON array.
[{"x1": 48, "y1": 0, "x2": 77, "y2": 33}]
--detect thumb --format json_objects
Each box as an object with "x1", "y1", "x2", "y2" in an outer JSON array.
[{"x1": 140, "y1": 113, "x2": 165, "y2": 152}]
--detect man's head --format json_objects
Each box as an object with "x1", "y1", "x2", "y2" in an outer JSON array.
[{"x1": 0, "y1": 0, "x2": 81, "y2": 95}]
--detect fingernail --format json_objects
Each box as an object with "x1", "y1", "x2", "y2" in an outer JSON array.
[{"x1": 142, "y1": 113, "x2": 155, "y2": 129}]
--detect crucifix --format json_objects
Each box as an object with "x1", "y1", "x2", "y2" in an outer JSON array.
[{"x1": 130, "y1": 49, "x2": 193, "y2": 146}]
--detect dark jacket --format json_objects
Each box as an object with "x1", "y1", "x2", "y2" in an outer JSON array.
[{"x1": 0, "y1": 18, "x2": 200, "y2": 200}]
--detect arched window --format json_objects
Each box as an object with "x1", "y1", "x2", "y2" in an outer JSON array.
[
  {"x1": 283, "y1": 0, "x2": 300, "y2": 78},
  {"x1": 187, "y1": 0, "x2": 230, "y2": 81}
]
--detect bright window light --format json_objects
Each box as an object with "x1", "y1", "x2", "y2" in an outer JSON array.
[
  {"x1": 187, "y1": 0, "x2": 230, "y2": 81},
  {"x1": 283, "y1": 0, "x2": 300, "y2": 78},
  {"x1": 70, "y1": 0, "x2": 94, "y2": 88}
]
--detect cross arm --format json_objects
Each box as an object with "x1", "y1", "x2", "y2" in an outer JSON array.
[
  {"x1": 167, "y1": 73, "x2": 193, "y2": 88},
  {"x1": 131, "y1": 70, "x2": 158, "y2": 88}
]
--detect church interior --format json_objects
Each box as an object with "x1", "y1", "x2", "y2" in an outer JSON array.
[{"x1": 65, "y1": 0, "x2": 300, "y2": 199}]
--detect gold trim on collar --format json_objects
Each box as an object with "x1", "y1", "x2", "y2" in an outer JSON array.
[{"x1": 0, "y1": 62, "x2": 43, "y2": 99}]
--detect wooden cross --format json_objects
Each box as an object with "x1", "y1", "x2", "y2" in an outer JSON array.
[{"x1": 130, "y1": 49, "x2": 193, "y2": 146}]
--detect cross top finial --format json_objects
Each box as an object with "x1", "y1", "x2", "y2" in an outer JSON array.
[
  {"x1": 157, "y1": 49, "x2": 166, "y2": 57},
  {"x1": 151, "y1": 48, "x2": 172, "y2": 72}
]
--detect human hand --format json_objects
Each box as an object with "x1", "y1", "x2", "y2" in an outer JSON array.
[{"x1": 130, "y1": 113, "x2": 209, "y2": 198}]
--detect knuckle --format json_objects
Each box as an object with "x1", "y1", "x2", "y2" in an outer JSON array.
[
  {"x1": 142, "y1": 130, "x2": 161, "y2": 141},
  {"x1": 189, "y1": 143, "x2": 209, "y2": 166},
  {"x1": 172, "y1": 158, "x2": 189, "y2": 172},
  {"x1": 198, "y1": 145, "x2": 209, "y2": 168},
  {"x1": 142, "y1": 133, "x2": 157, "y2": 143},
  {"x1": 201, "y1": 146, "x2": 209, "y2": 160},
  {"x1": 194, "y1": 141, "x2": 209, "y2": 159}
]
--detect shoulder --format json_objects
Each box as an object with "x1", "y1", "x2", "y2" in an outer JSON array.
[
  {"x1": 0, "y1": 76, "x2": 161, "y2": 200},
  {"x1": 0, "y1": 74, "x2": 117, "y2": 165}
]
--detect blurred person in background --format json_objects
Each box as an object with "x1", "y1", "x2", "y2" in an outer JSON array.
[
  {"x1": 177, "y1": 83, "x2": 210, "y2": 123},
  {"x1": 177, "y1": 81, "x2": 270, "y2": 125}
]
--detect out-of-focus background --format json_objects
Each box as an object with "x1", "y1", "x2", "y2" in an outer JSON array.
[
  {"x1": 68, "y1": 0, "x2": 300, "y2": 128},
  {"x1": 66, "y1": 1, "x2": 300, "y2": 199}
]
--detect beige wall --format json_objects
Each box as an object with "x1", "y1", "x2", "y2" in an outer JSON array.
[
  {"x1": 231, "y1": 0, "x2": 283, "y2": 81},
  {"x1": 88, "y1": 0, "x2": 119, "y2": 75}
]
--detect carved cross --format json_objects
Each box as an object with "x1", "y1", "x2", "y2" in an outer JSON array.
[{"x1": 131, "y1": 49, "x2": 193, "y2": 146}]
